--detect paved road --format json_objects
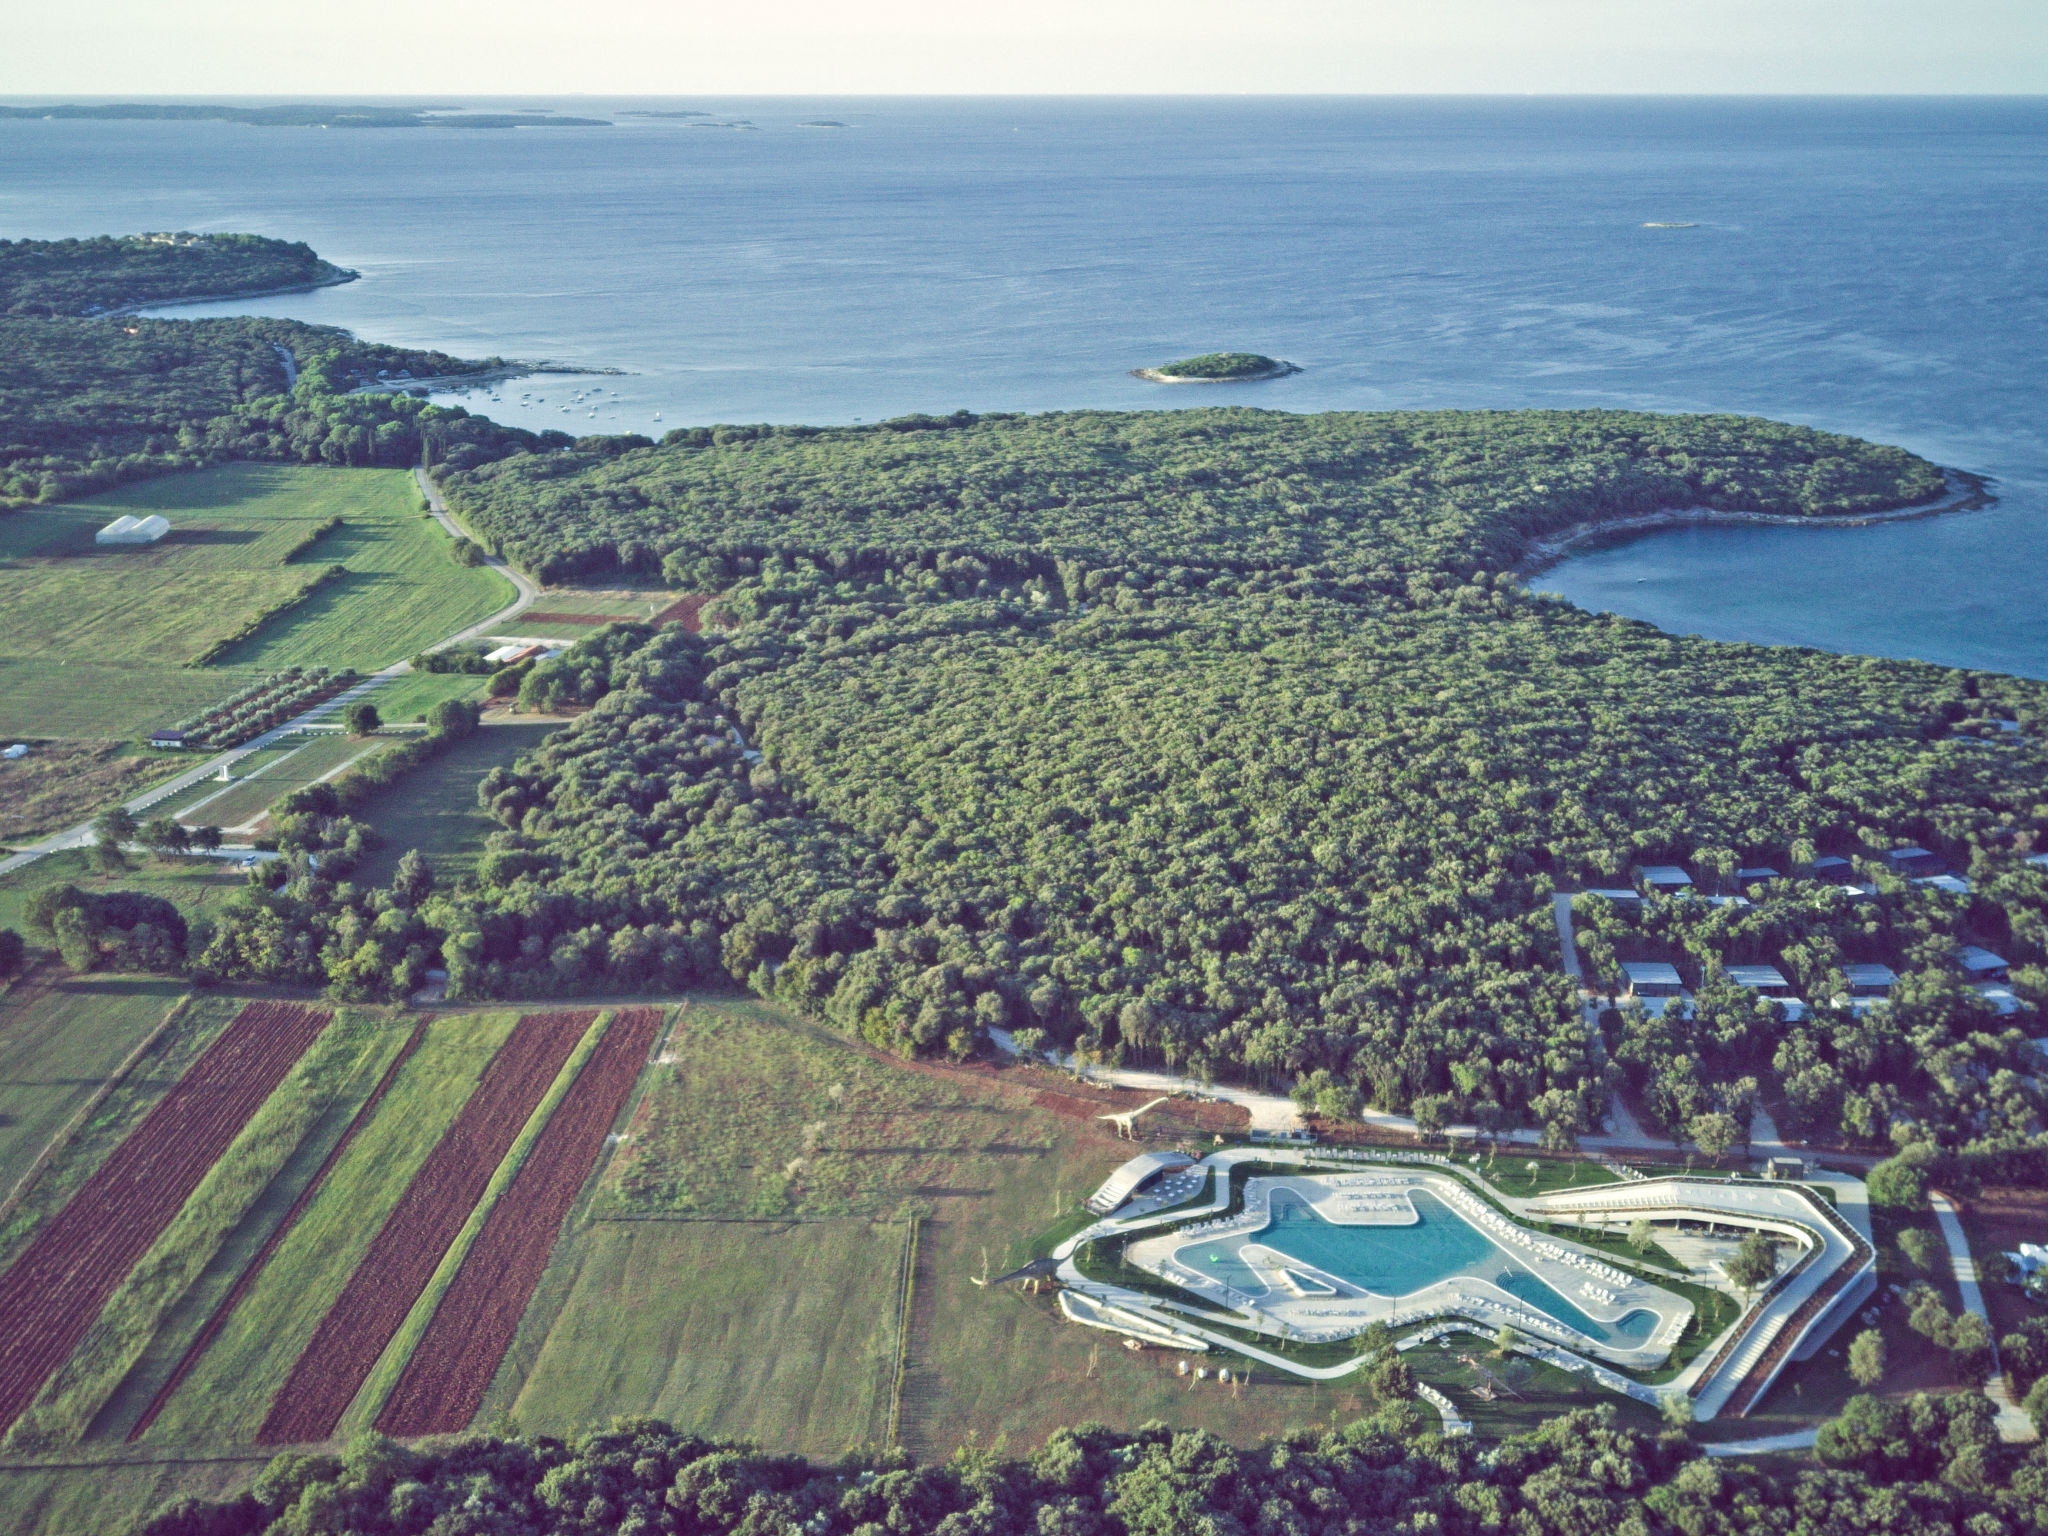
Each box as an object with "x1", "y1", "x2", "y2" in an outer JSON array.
[
  {"x1": 0, "y1": 471, "x2": 540, "y2": 880},
  {"x1": 414, "y1": 466, "x2": 541, "y2": 636},
  {"x1": 1931, "y1": 1191, "x2": 2038, "y2": 1442}
]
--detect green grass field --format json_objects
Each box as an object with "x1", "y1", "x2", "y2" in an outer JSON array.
[
  {"x1": 0, "y1": 852, "x2": 248, "y2": 940},
  {"x1": 367, "y1": 670, "x2": 488, "y2": 725},
  {"x1": 0, "y1": 976, "x2": 189, "y2": 1201},
  {"x1": 0, "y1": 464, "x2": 513, "y2": 740},
  {"x1": 487, "y1": 1219, "x2": 905, "y2": 1455},
  {"x1": 349, "y1": 720, "x2": 557, "y2": 888},
  {"x1": 172, "y1": 731, "x2": 387, "y2": 833},
  {"x1": 140, "y1": 1010, "x2": 522, "y2": 1446}
]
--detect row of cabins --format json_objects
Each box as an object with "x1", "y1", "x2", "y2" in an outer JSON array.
[
  {"x1": 1618, "y1": 947, "x2": 2020, "y2": 1019},
  {"x1": 1593, "y1": 847, "x2": 1995, "y2": 906}
]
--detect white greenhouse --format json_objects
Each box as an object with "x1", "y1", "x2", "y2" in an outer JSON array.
[{"x1": 95, "y1": 514, "x2": 170, "y2": 545}]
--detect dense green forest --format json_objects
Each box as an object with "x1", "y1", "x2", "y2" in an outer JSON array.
[
  {"x1": 137, "y1": 1395, "x2": 2048, "y2": 1536},
  {"x1": 0, "y1": 311, "x2": 555, "y2": 504},
  {"x1": 0, "y1": 233, "x2": 351, "y2": 317},
  {"x1": 440, "y1": 407, "x2": 1948, "y2": 584}
]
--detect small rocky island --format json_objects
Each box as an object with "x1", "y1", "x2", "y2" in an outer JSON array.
[{"x1": 1135, "y1": 351, "x2": 1300, "y2": 383}]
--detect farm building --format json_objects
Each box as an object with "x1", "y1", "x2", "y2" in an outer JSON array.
[
  {"x1": 1914, "y1": 874, "x2": 1973, "y2": 895},
  {"x1": 1842, "y1": 963, "x2": 1898, "y2": 996},
  {"x1": 484, "y1": 642, "x2": 547, "y2": 665},
  {"x1": 1632, "y1": 864, "x2": 1692, "y2": 891},
  {"x1": 1583, "y1": 887, "x2": 1641, "y2": 904},
  {"x1": 1883, "y1": 846, "x2": 1944, "y2": 878},
  {"x1": 1735, "y1": 866, "x2": 1781, "y2": 888},
  {"x1": 1803, "y1": 855, "x2": 1854, "y2": 880},
  {"x1": 148, "y1": 729, "x2": 188, "y2": 749},
  {"x1": 1085, "y1": 1150, "x2": 1198, "y2": 1215},
  {"x1": 95, "y1": 514, "x2": 169, "y2": 545}
]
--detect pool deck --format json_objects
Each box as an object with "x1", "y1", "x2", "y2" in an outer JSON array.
[
  {"x1": 1121, "y1": 1169, "x2": 1689, "y2": 1372},
  {"x1": 1051, "y1": 1146, "x2": 1868, "y2": 1422}
]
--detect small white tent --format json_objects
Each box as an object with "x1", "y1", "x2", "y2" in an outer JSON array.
[{"x1": 96, "y1": 514, "x2": 169, "y2": 545}]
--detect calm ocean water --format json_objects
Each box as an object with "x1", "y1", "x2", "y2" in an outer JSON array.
[{"x1": 2, "y1": 97, "x2": 2044, "y2": 675}]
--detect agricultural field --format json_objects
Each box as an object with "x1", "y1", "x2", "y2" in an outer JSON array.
[
  {"x1": 366, "y1": 669, "x2": 487, "y2": 725},
  {"x1": 136, "y1": 1009, "x2": 526, "y2": 1446},
  {"x1": 0, "y1": 975, "x2": 189, "y2": 1203},
  {"x1": 257, "y1": 1009, "x2": 595, "y2": 1443},
  {"x1": 516, "y1": 585, "x2": 677, "y2": 628},
  {"x1": 0, "y1": 741, "x2": 190, "y2": 846},
  {"x1": 0, "y1": 1001, "x2": 330, "y2": 1436},
  {"x1": 349, "y1": 718, "x2": 558, "y2": 888},
  {"x1": 486, "y1": 996, "x2": 1412, "y2": 1460},
  {"x1": 0, "y1": 463, "x2": 512, "y2": 741},
  {"x1": 172, "y1": 729, "x2": 388, "y2": 834},
  {"x1": 378, "y1": 1006, "x2": 665, "y2": 1436}
]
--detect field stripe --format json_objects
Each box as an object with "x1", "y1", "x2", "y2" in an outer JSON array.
[
  {"x1": 0, "y1": 1003, "x2": 331, "y2": 1437},
  {"x1": 255, "y1": 1010, "x2": 594, "y2": 1445},
  {"x1": 373, "y1": 1007, "x2": 665, "y2": 1436},
  {"x1": 125, "y1": 1016, "x2": 432, "y2": 1442}
]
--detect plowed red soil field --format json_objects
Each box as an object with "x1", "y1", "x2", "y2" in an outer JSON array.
[
  {"x1": 0, "y1": 1001, "x2": 331, "y2": 1436},
  {"x1": 257, "y1": 1010, "x2": 595, "y2": 1445},
  {"x1": 128, "y1": 1018, "x2": 431, "y2": 1442},
  {"x1": 654, "y1": 594, "x2": 709, "y2": 631},
  {"x1": 376, "y1": 1006, "x2": 665, "y2": 1435}
]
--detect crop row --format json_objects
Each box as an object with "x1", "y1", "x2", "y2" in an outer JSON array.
[
  {"x1": 256, "y1": 1010, "x2": 596, "y2": 1445},
  {"x1": 174, "y1": 668, "x2": 358, "y2": 748},
  {"x1": 0, "y1": 1002, "x2": 331, "y2": 1437},
  {"x1": 376, "y1": 1007, "x2": 665, "y2": 1435}
]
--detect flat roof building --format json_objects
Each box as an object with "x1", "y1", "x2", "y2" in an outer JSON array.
[
  {"x1": 1958, "y1": 946, "x2": 2010, "y2": 980},
  {"x1": 1914, "y1": 874, "x2": 1972, "y2": 895},
  {"x1": 1634, "y1": 865, "x2": 1692, "y2": 890},
  {"x1": 1884, "y1": 847, "x2": 1944, "y2": 877},
  {"x1": 1621, "y1": 961, "x2": 1684, "y2": 997},
  {"x1": 1583, "y1": 888, "x2": 1641, "y2": 904},
  {"x1": 1725, "y1": 964, "x2": 1792, "y2": 993},
  {"x1": 1843, "y1": 963, "x2": 1898, "y2": 996},
  {"x1": 1085, "y1": 1150, "x2": 1198, "y2": 1215},
  {"x1": 1735, "y1": 867, "x2": 1781, "y2": 886}
]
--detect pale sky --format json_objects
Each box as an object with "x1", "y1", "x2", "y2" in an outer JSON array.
[{"x1": 4, "y1": 0, "x2": 2045, "y2": 97}]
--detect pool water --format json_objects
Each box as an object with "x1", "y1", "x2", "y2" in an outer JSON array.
[{"x1": 1174, "y1": 1188, "x2": 1658, "y2": 1348}]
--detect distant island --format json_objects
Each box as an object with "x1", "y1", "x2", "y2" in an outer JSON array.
[
  {"x1": 0, "y1": 103, "x2": 610, "y2": 130},
  {"x1": 1134, "y1": 351, "x2": 1300, "y2": 383},
  {"x1": 800, "y1": 120, "x2": 851, "y2": 129}
]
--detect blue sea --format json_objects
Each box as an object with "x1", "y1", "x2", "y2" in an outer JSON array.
[{"x1": 2, "y1": 97, "x2": 2044, "y2": 675}]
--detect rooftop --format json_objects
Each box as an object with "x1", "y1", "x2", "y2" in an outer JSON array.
[
  {"x1": 1957, "y1": 945, "x2": 2010, "y2": 975},
  {"x1": 1634, "y1": 865, "x2": 1692, "y2": 887},
  {"x1": 1725, "y1": 964, "x2": 1791, "y2": 991},
  {"x1": 1084, "y1": 1150, "x2": 1197, "y2": 1215}
]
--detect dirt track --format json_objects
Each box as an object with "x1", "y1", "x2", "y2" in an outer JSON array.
[
  {"x1": 0, "y1": 1001, "x2": 331, "y2": 1437},
  {"x1": 256, "y1": 1010, "x2": 595, "y2": 1445},
  {"x1": 375, "y1": 1006, "x2": 665, "y2": 1436}
]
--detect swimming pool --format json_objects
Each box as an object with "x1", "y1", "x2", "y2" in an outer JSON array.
[{"x1": 1173, "y1": 1188, "x2": 1658, "y2": 1348}]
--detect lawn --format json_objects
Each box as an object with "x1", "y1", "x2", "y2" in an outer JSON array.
[
  {"x1": 0, "y1": 975, "x2": 190, "y2": 1201},
  {"x1": 0, "y1": 464, "x2": 513, "y2": 740},
  {"x1": 139, "y1": 1009, "x2": 523, "y2": 1447},
  {"x1": 350, "y1": 719, "x2": 558, "y2": 888}
]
